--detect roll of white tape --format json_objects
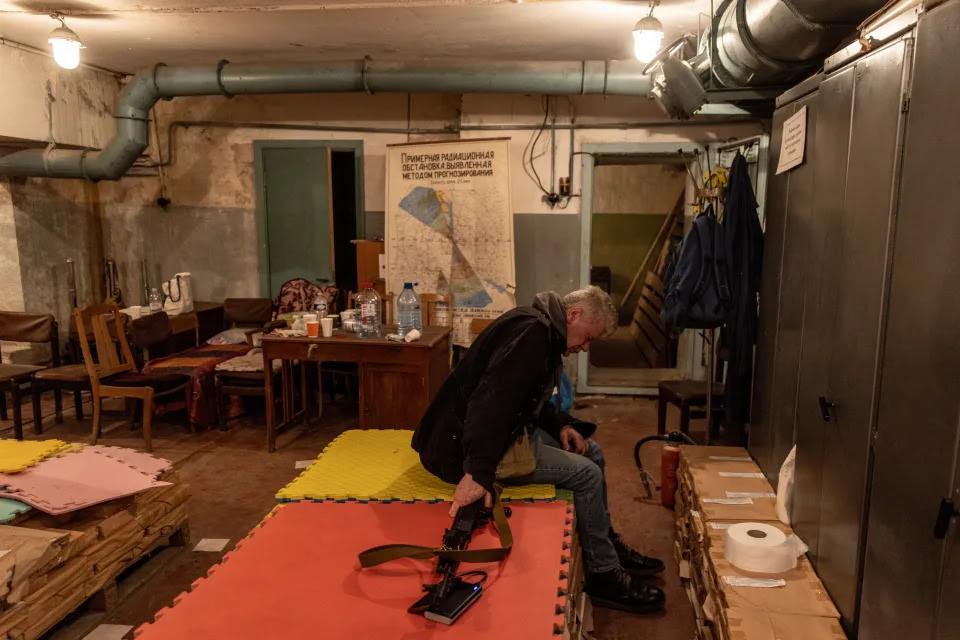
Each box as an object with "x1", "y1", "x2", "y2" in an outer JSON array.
[{"x1": 724, "y1": 522, "x2": 808, "y2": 574}]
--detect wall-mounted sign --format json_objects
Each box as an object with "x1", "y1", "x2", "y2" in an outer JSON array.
[{"x1": 776, "y1": 105, "x2": 807, "y2": 175}]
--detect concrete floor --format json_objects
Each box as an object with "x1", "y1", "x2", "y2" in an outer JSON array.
[{"x1": 1, "y1": 392, "x2": 701, "y2": 640}]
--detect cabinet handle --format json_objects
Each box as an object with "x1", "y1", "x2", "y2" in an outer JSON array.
[
  {"x1": 934, "y1": 498, "x2": 959, "y2": 539},
  {"x1": 818, "y1": 396, "x2": 837, "y2": 422}
]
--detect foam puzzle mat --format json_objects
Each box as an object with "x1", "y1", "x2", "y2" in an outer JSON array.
[
  {"x1": 0, "y1": 498, "x2": 30, "y2": 523},
  {"x1": 135, "y1": 500, "x2": 572, "y2": 639},
  {"x1": 0, "y1": 447, "x2": 170, "y2": 515},
  {"x1": 87, "y1": 446, "x2": 172, "y2": 478},
  {"x1": 276, "y1": 430, "x2": 556, "y2": 502},
  {"x1": 0, "y1": 439, "x2": 71, "y2": 473}
]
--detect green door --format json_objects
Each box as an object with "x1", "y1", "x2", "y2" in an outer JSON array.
[{"x1": 260, "y1": 146, "x2": 334, "y2": 297}]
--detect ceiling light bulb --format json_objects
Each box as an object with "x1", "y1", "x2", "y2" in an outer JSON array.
[
  {"x1": 48, "y1": 23, "x2": 82, "y2": 69},
  {"x1": 633, "y1": 16, "x2": 664, "y2": 64}
]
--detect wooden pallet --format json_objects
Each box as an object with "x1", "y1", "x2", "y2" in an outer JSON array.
[{"x1": 0, "y1": 473, "x2": 191, "y2": 640}]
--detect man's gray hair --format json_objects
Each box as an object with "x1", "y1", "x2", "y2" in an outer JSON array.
[{"x1": 563, "y1": 286, "x2": 618, "y2": 337}]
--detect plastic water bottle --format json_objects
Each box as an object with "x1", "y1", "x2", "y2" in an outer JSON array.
[
  {"x1": 396, "y1": 282, "x2": 422, "y2": 337},
  {"x1": 148, "y1": 288, "x2": 163, "y2": 314},
  {"x1": 356, "y1": 283, "x2": 382, "y2": 338},
  {"x1": 312, "y1": 293, "x2": 328, "y2": 319}
]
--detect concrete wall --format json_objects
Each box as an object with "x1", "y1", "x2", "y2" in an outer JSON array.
[
  {"x1": 0, "y1": 43, "x2": 120, "y2": 359},
  {"x1": 1, "y1": 53, "x2": 763, "y2": 369},
  {"x1": 0, "y1": 43, "x2": 119, "y2": 147},
  {"x1": 121, "y1": 91, "x2": 761, "y2": 307}
]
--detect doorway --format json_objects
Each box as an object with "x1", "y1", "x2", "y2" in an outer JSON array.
[
  {"x1": 254, "y1": 140, "x2": 364, "y2": 299},
  {"x1": 578, "y1": 142, "x2": 705, "y2": 395},
  {"x1": 577, "y1": 139, "x2": 769, "y2": 395}
]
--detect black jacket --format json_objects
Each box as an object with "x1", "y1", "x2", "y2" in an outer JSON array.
[
  {"x1": 720, "y1": 153, "x2": 763, "y2": 435},
  {"x1": 412, "y1": 292, "x2": 596, "y2": 493}
]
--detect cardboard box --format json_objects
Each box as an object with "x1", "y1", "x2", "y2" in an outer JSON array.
[
  {"x1": 705, "y1": 525, "x2": 838, "y2": 619},
  {"x1": 721, "y1": 610, "x2": 846, "y2": 640}
]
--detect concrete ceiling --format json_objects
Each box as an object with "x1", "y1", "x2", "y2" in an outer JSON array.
[{"x1": 0, "y1": 0, "x2": 710, "y2": 74}]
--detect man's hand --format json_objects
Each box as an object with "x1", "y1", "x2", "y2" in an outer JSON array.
[
  {"x1": 450, "y1": 473, "x2": 492, "y2": 517},
  {"x1": 560, "y1": 425, "x2": 589, "y2": 455}
]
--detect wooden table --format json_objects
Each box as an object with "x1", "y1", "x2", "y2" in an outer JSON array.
[{"x1": 260, "y1": 326, "x2": 451, "y2": 452}]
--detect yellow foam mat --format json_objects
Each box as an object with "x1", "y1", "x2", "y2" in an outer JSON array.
[
  {"x1": 0, "y1": 439, "x2": 72, "y2": 473},
  {"x1": 276, "y1": 429, "x2": 555, "y2": 502}
]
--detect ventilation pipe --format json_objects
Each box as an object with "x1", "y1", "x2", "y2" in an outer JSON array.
[
  {"x1": 0, "y1": 59, "x2": 652, "y2": 181},
  {"x1": 651, "y1": 0, "x2": 888, "y2": 118},
  {"x1": 711, "y1": 0, "x2": 887, "y2": 87}
]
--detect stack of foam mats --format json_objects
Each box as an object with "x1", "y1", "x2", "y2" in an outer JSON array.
[
  {"x1": 273, "y1": 429, "x2": 588, "y2": 636},
  {"x1": 136, "y1": 500, "x2": 573, "y2": 639},
  {"x1": 674, "y1": 445, "x2": 845, "y2": 640},
  {"x1": 0, "y1": 443, "x2": 190, "y2": 640}
]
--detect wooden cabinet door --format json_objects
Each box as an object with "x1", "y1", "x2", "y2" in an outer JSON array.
[{"x1": 359, "y1": 363, "x2": 428, "y2": 429}]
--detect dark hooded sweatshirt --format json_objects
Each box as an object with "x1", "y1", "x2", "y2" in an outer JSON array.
[{"x1": 412, "y1": 292, "x2": 597, "y2": 494}]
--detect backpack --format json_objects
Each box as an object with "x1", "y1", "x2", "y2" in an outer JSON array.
[{"x1": 660, "y1": 206, "x2": 731, "y2": 331}]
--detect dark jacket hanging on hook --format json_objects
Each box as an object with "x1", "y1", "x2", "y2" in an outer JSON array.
[{"x1": 720, "y1": 153, "x2": 764, "y2": 438}]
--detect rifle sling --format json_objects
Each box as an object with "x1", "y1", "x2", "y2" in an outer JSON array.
[{"x1": 357, "y1": 494, "x2": 513, "y2": 568}]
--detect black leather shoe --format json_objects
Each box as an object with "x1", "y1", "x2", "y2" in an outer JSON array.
[
  {"x1": 610, "y1": 531, "x2": 665, "y2": 576},
  {"x1": 584, "y1": 567, "x2": 665, "y2": 614}
]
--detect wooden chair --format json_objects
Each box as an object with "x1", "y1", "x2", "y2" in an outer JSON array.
[
  {"x1": 74, "y1": 304, "x2": 191, "y2": 452},
  {"x1": 0, "y1": 312, "x2": 58, "y2": 439},
  {"x1": 470, "y1": 318, "x2": 495, "y2": 336},
  {"x1": 130, "y1": 311, "x2": 198, "y2": 364},
  {"x1": 420, "y1": 293, "x2": 453, "y2": 328},
  {"x1": 213, "y1": 298, "x2": 278, "y2": 431},
  {"x1": 34, "y1": 312, "x2": 125, "y2": 429},
  {"x1": 657, "y1": 379, "x2": 725, "y2": 441}
]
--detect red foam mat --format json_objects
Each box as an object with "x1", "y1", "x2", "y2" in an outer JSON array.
[{"x1": 136, "y1": 500, "x2": 571, "y2": 639}]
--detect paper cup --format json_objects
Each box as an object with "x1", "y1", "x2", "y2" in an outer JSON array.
[
  {"x1": 321, "y1": 316, "x2": 334, "y2": 337},
  {"x1": 306, "y1": 320, "x2": 320, "y2": 337}
]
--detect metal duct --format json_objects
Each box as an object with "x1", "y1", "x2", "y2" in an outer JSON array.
[
  {"x1": 711, "y1": 0, "x2": 888, "y2": 87},
  {"x1": 0, "y1": 59, "x2": 652, "y2": 180}
]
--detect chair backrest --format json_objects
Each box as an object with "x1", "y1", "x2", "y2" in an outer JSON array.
[
  {"x1": 273, "y1": 279, "x2": 339, "y2": 318},
  {"x1": 130, "y1": 312, "x2": 172, "y2": 351},
  {"x1": 420, "y1": 293, "x2": 453, "y2": 328},
  {"x1": 74, "y1": 304, "x2": 136, "y2": 387},
  {"x1": 130, "y1": 311, "x2": 175, "y2": 362},
  {"x1": 470, "y1": 318, "x2": 495, "y2": 336},
  {"x1": 0, "y1": 311, "x2": 60, "y2": 366},
  {"x1": 224, "y1": 298, "x2": 273, "y2": 328}
]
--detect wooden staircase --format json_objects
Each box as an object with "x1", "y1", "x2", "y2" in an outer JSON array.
[{"x1": 626, "y1": 194, "x2": 684, "y2": 368}]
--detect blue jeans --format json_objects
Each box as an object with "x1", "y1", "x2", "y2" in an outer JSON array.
[{"x1": 501, "y1": 428, "x2": 619, "y2": 573}]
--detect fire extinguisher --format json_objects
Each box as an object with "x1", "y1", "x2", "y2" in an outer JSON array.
[{"x1": 633, "y1": 431, "x2": 697, "y2": 507}]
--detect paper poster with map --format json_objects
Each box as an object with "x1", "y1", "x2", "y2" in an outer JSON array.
[{"x1": 386, "y1": 138, "x2": 516, "y2": 346}]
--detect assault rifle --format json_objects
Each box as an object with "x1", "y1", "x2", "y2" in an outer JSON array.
[{"x1": 358, "y1": 492, "x2": 513, "y2": 625}]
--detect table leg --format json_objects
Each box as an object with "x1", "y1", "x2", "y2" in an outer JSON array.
[
  {"x1": 282, "y1": 361, "x2": 293, "y2": 424},
  {"x1": 264, "y1": 354, "x2": 276, "y2": 453},
  {"x1": 301, "y1": 361, "x2": 309, "y2": 426}
]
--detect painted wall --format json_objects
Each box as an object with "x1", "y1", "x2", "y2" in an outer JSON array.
[
  {"x1": 590, "y1": 163, "x2": 687, "y2": 323},
  {"x1": 112, "y1": 91, "x2": 762, "y2": 309},
  {"x1": 2, "y1": 57, "x2": 763, "y2": 370},
  {"x1": 0, "y1": 43, "x2": 119, "y2": 147},
  {"x1": 591, "y1": 214, "x2": 667, "y2": 321},
  {"x1": 0, "y1": 43, "x2": 120, "y2": 360}
]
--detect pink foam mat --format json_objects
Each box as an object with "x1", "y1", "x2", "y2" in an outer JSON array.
[
  {"x1": 86, "y1": 446, "x2": 172, "y2": 477},
  {"x1": 0, "y1": 448, "x2": 170, "y2": 515},
  {"x1": 135, "y1": 500, "x2": 572, "y2": 640}
]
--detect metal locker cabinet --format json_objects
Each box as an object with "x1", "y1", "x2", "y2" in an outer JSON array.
[
  {"x1": 748, "y1": 104, "x2": 791, "y2": 480},
  {"x1": 816, "y1": 37, "x2": 912, "y2": 631},
  {"x1": 937, "y1": 442, "x2": 960, "y2": 640},
  {"x1": 791, "y1": 65, "x2": 855, "y2": 570},
  {"x1": 860, "y1": 2, "x2": 960, "y2": 638},
  {"x1": 749, "y1": 92, "x2": 820, "y2": 485}
]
